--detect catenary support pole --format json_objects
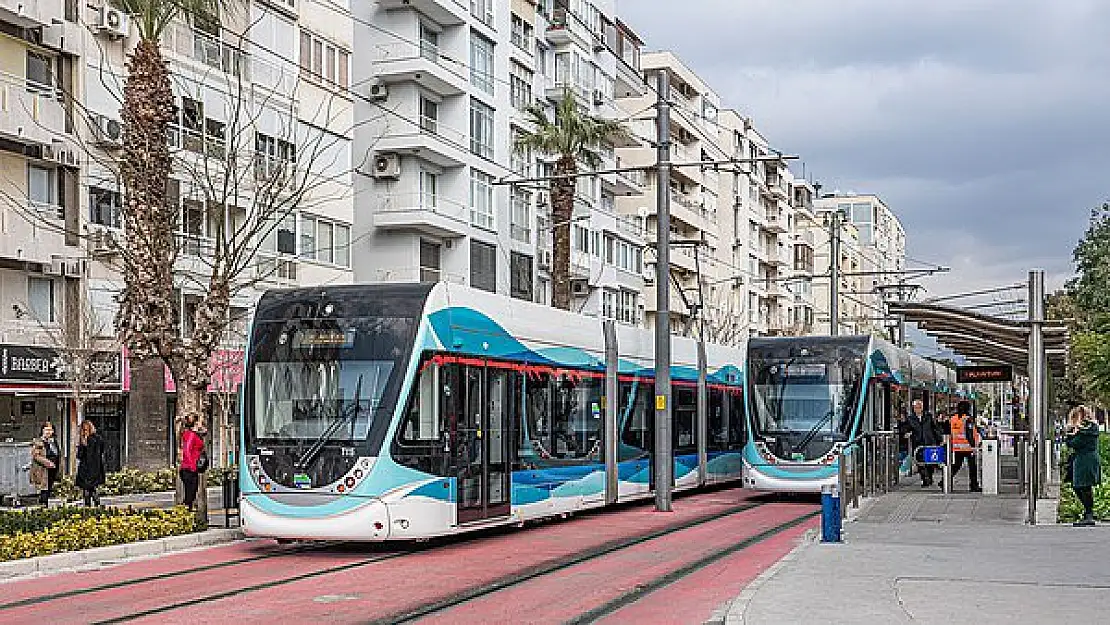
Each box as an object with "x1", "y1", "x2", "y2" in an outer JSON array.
[
  {"x1": 829, "y1": 210, "x2": 842, "y2": 336},
  {"x1": 603, "y1": 320, "x2": 619, "y2": 505},
  {"x1": 654, "y1": 70, "x2": 673, "y2": 512},
  {"x1": 1027, "y1": 269, "x2": 1045, "y2": 523}
]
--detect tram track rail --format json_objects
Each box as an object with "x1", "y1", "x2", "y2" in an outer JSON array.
[{"x1": 382, "y1": 500, "x2": 782, "y2": 625}]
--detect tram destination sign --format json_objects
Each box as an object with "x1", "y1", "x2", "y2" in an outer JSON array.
[{"x1": 956, "y1": 365, "x2": 1013, "y2": 384}]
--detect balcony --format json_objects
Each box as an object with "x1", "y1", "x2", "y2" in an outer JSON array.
[
  {"x1": 372, "y1": 42, "x2": 468, "y2": 97},
  {"x1": 376, "y1": 0, "x2": 467, "y2": 25},
  {"x1": 602, "y1": 157, "x2": 644, "y2": 196},
  {"x1": 0, "y1": 0, "x2": 63, "y2": 28},
  {"x1": 545, "y1": 80, "x2": 591, "y2": 107},
  {"x1": 764, "y1": 210, "x2": 788, "y2": 234},
  {"x1": 0, "y1": 71, "x2": 66, "y2": 146},
  {"x1": 545, "y1": 8, "x2": 593, "y2": 49},
  {"x1": 374, "y1": 193, "x2": 469, "y2": 238},
  {"x1": 374, "y1": 116, "x2": 469, "y2": 168},
  {"x1": 162, "y1": 22, "x2": 246, "y2": 77}
]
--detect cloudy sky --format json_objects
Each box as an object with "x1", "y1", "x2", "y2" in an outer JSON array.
[{"x1": 616, "y1": 0, "x2": 1106, "y2": 297}]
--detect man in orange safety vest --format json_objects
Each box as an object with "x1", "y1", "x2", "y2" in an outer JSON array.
[{"x1": 949, "y1": 400, "x2": 982, "y2": 492}]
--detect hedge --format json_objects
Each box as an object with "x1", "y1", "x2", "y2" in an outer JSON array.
[
  {"x1": 0, "y1": 506, "x2": 199, "y2": 561},
  {"x1": 53, "y1": 466, "x2": 240, "y2": 501},
  {"x1": 1058, "y1": 433, "x2": 1110, "y2": 523}
]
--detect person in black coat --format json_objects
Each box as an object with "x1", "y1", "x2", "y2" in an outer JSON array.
[
  {"x1": 906, "y1": 399, "x2": 940, "y2": 487},
  {"x1": 76, "y1": 420, "x2": 106, "y2": 507}
]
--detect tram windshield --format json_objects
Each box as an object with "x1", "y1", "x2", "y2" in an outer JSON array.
[
  {"x1": 248, "y1": 317, "x2": 413, "y2": 445},
  {"x1": 747, "y1": 338, "x2": 868, "y2": 457}
]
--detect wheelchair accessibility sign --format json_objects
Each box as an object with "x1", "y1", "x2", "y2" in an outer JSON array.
[{"x1": 920, "y1": 446, "x2": 946, "y2": 465}]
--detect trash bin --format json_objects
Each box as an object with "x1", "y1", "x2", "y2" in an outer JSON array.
[
  {"x1": 0, "y1": 442, "x2": 38, "y2": 505},
  {"x1": 222, "y1": 472, "x2": 241, "y2": 528}
]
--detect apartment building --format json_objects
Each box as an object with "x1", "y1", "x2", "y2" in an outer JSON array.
[
  {"x1": 0, "y1": 0, "x2": 356, "y2": 470},
  {"x1": 810, "y1": 193, "x2": 907, "y2": 336},
  {"x1": 351, "y1": 0, "x2": 649, "y2": 324},
  {"x1": 615, "y1": 54, "x2": 815, "y2": 345}
]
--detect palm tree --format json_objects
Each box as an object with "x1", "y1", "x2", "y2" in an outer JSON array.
[
  {"x1": 115, "y1": 0, "x2": 234, "y2": 368},
  {"x1": 514, "y1": 90, "x2": 630, "y2": 310}
]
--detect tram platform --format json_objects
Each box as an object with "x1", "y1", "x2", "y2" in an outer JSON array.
[{"x1": 721, "y1": 471, "x2": 1103, "y2": 624}]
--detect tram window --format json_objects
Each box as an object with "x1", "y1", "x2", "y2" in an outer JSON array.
[
  {"x1": 728, "y1": 390, "x2": 746, "y2": 448},
  {"x1": 521, "y1": 372, "x2": 552, "y2": 461},
  {"x1": 619, "y1": 381, "x2": 652, "y2": 459},
  {"x1": 550, "y1": 373, "x2": 603, "y2": 461},
  {"x1": 400, "y1": 363, "x2": 441, "y2": 442},
  {"x1": 708, "y1": 389, "x2": 727, "y2": 451},
  {"x1": 673, "y1": 386, "x2": 696, "y2": 454}
]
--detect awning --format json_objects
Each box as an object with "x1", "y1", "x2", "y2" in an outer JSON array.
[{"x1": 888, "y1": 302, "x2": 1068, "y2": 378}]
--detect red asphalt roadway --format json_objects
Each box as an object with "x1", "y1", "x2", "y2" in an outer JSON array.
[{"x1": 0, "y1": 488, "x2": 817, "y2": 624}]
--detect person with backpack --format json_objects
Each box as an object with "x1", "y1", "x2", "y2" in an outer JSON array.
[{"x1": 179, "y1": 415, "x2": 208, "y2": 509}]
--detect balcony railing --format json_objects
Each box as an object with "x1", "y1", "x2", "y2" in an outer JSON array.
[{"x1": 417, "y1": 115, "x2": 468, "y2": 148}]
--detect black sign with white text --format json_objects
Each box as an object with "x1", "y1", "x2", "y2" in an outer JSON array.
[
  {"x1": 0, "y1": 344, "x2": 122, "y2": 387},
  {"x1": 956, "y1": 365, "x2": 1014, "y2": 384}
]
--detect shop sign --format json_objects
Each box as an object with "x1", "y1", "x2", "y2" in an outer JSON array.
[{"x1": 0, "y1": 343, "x2": 123, "y2": 387}]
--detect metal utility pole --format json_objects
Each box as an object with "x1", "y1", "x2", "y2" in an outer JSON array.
[
  {"x1": 1027, "y1": 269, "x2": 1045, "y2": 523},
  {"x1": 654, "y1": 70, "x2": 673, "y2": 512},
  {"x1": 828, "y1": 210, "x2": 842, "y2": 336}
]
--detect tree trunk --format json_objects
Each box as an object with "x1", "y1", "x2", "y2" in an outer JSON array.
[
  {"x1": 551, "y1": 156, "x2": 578, "y2": 311},
  {"x1": 126, "y1": 357, "x2": 170, "y2": 470}
]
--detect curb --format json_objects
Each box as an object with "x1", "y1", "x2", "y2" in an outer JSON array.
[
  {"x1": 0, "y1": 528, "x2": 244, "y2": 581},
  {"x1": 711, "y1": 528, "x2": 817, "y2": 624}
]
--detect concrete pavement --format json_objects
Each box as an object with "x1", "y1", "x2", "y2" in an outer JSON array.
[{"x1": 726, "y1": 474, "x2": 1108, "y2": 624}]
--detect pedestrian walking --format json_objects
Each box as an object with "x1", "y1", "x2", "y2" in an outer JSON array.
[
  {"x1": 948, "y1": 400, "x2": 981, "y2": 492},
  {"x1": 179, "y1": 415, "x2": 206, "y2": 509},
  {"x1": 76, "y1": 420, "x2": 106, "y2": 507},
  {"x1": 906, "y1": 400, "x2": 939, "y2": 487},
  {"x1": 29, "y1": 422, "x2": 60, "y2": 505},
  {"x1": 1067, "y1": 405, "x2": 1101, "y2": 527}
]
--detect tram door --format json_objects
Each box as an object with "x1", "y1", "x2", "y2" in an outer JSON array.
[{"x1": 454, "y1": 364, "x2": 512, "y2": 525}]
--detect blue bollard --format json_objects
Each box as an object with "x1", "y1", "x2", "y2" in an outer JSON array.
[{"x1": 821, "y1": 484, "x2": 842, "y2": 543}]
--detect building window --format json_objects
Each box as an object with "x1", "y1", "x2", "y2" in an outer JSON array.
[
  {"x1": 536, "y1": 277, "x2": 550, "y2": 305},
  {"x1": 510, "y1": 14, "x2": 533, "y2": 53},
  {"x1": 617, "y1": 290, "x2": 637, "y2": 324},
  {"x1": 254, "y1": 132, "x2": 296, "y2": 182},
  {"x1": 510, "y1": 252, "x2": 533, "y2": 301},
  {"x1": 510, "y1": 62, "x2": 533, "y2": 111},
  {"x1": 470, "y1": 34, "x2": 494, "y2": 95},
  {"x1": 299, "y1": 30, "x2": 350, "y2": 89},
  {"x1": 470, "y1": 240, "x2": 496, "y2": 292},
  {"x1": 469, "y1": 169, "x2": 495, "y2": 230},
  {"x1": 420, "y1": 240, "x2": 441, "y2": 282},
  {"x1": 536, "y1": 44, "x2": 548, "y2": 76},
  {"x1": 469, "y1": 98, "x2": 494, "y2": 159},
  {"x1": 27, "y1": 164, "x2": 57, "y2": 208},
  {"x1": 27, "y1": 277, "x2": 55, "y2": 323},
  {"x1": 470, "y1": 0, "x2": 493, "y2": 26},
  {"x1": 602, "y1": 290, "x2": 615, "y2": 319},
  {"x1": 297, "y1": 214, "x2": 351, "y2": 267},
  {"x1": 89, "y1": 186, "x2": 121, "y2": 228},
  {"x1": 26, "y1": 51, "x2": 54, "y2": 95},
  {"x1": 177, "y1": 97, "x2": 225, "y2": 157},
  {"x1": 419, "y1": 23, "x2": 439, "y2": 60},
  {"x1": 420, "y1": 96, "x2": 439, "y2": 134},
  {"x1": 419, "y1": 170, "x2": 438, "y2": 208},
  {"x1": 573, "y1": 223, "x2": 589, "y2": 253},
  {"x1": 510, "y1": 188, "x2": 531, "y2": 243}
]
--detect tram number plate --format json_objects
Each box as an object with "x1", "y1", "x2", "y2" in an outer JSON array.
[
  {"x1": 921, "y1": 446, "x2": 946, "y2": 465},
  {"x1": 293, "y1": 473, "x2": 312, "y2": 489}
]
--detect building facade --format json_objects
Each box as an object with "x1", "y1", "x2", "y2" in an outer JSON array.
[{"x1": 0, "y1": 0, "x2": 356, "y2": 470}]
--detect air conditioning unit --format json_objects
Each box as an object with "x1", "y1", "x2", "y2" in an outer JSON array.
[
  {"x1": 43, "y1": 145, "x2": 78, "y2": 167},
  {"x1": 592, "y1": 90, "x2": 604, "y2": 106},
  {"x1": 571, "y1": 281, "x2": 589, "y2": 296},
  {"x1": 372, "y1": 153, "x2": 401, "y2": 179},
  {"x1": 367, "y1": 83, "x2": 389, "y2": 102},
  {"x1": 538, "y1": 249, "x2": 552, "y2": 269},
  {"x1": 89, "y1": 228, "x2": 118, "y2": 256},
  {"x1": 94, "y1": 115, "x2": 123, "y2": 148},
  {"x1": 97, "y1": 6, "x2": 130, "y2": 39}
]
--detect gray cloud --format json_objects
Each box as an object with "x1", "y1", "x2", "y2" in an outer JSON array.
[{"x1": 617, "y1": 0, "x2": 1106, "y2": 295}]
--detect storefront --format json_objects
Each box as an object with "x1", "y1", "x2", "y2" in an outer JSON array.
[{"x1": 0, "y1": 343, "x2": 124, "y2": 473}]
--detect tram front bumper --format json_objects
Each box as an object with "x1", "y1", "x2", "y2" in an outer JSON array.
[
  {"x1": 743, "y1": 460, "x2": 838, "y2": 493},
  {"x1": 241, "y1": 495, "x2": 391, "y2": 541}
]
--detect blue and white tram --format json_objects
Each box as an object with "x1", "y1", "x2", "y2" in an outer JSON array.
[
  {"x1": 741, "y1": 335, "x2": 956, "y2": 493},
  {"x1": 239, "y1": 282, "x2": 748, "y2": 541}
]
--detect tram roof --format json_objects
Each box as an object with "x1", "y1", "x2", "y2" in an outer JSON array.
[{"x1": 886, "y1": 301, "x2": 1068, "y2": 378}]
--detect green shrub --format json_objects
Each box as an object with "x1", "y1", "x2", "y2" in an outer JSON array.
[
  {"x1": 52, "y1": 465, "x2": 240, "y2": 501},
  {"x1": 0, "y1": 506, "x2": 198, "y2": 561}
]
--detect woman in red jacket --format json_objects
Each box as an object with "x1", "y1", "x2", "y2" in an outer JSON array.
[{"x1": 179, "y1": 415, "x2": 206, "y2": 509}]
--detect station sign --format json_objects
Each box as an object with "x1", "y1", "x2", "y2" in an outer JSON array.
[{"x1": 956, "y1": 365, "x2": 1013, "y2": 384}]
